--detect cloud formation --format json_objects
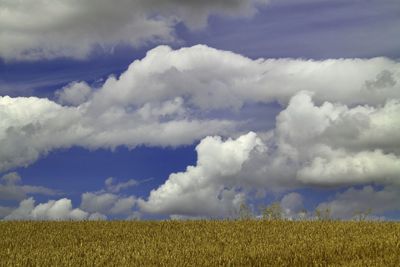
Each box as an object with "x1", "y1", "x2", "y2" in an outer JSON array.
[
  {"x1": 4, "y1": 197, "x2": 89, "y2": 221},
  {"x1": 2, "y1": 176, "x2": 140, "y2": 220},
  {"x1": 1, "y1": 45, "x2": 399, "y2": 219},
  {"x1": 55, "y1": 82, "x2": 92, "y2": 106},
  {"x1": 0, "y1": 94, "x2": 233, "y2": 172},
  {"x1": 0, "y1": 0, "x2": 268, "y2": 60},
  {"x1": 138, "y1": 132, "x2": 262, "y2": 217},
  {"x1": 243, "y1": 92, "x2": 400, "y2": 187},
  {"x1": 1, "y1": 45, "x2": 399, "y2": 173},
  {"x1": 316, "y1": 186, "x2": 400, "y2": 219},
  {"x1": 0, "y1": 172, "x2": 59, "y2": 201},
  {"x1": 104, "y1": 177, "x2": 138, "y2": 193},
  {"x1": 80, "y1": 192, "x2": 136, "y2": 216},
  {"x1": 88, "y1": 45, "x2": 400, "y2": 109},
  {"x1": 280, "y1": 93, "x2": 400, "y2": 187},
  {"x1": 139, "y1": 91, "x2": 400, "y2": 217},
  {"x1": 78, "y1": 177, "x2": 139, "y2": 218}
]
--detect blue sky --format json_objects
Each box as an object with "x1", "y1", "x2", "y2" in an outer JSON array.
[{"x1": 0, "y1": 0, "x2": 400, "y2": 221}]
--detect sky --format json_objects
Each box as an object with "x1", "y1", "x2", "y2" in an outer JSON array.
[{"x1": 0, "y1": 0, "x2": 400, "y2": 221}]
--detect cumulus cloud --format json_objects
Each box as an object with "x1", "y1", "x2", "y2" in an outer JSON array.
[
  {"x1": 278, "y1": 92, "x2": 400, "y2": 186},
  {"x1": 316, "y1": 186, "x2": 400, "y2": 219},
  {"x1": 80, "y1": 192, "x2": 135, "y2": 216},
  {"x1": 138, "y1": 88, "x2": 400, "y2": 217},
  {"x1": 0, "y1": 172, "x2": 59, "y2": 201},
  {"x1": 0, "y1": 0, "x2": 268, "y2": 60},
  {"x1": 3, "y1": 198, "x2": 34, "y2": 220},
  {"x1": 237, "y1": 91, "x2": 400, "y2": 190},
  {"x1": 1, "y1": 45, "x2": 399, "y2": 173},
  {"x1": 80, "y1": 176, "x2": 140, "y2": 217},
  {"x1": 4, "y1": 197, "x2": 89, "y2": 221},
  {"x1": 55, "y1": 82, "x2": 93, "y2": 106},
  {"x1": 365, "y1": 70, "x2": 397, "y2": 91},
  {"x1": 1, "y1": 45, "x2": 400, "y2": 219},
  {"x1": 88, "y1": 45, "x2": 400, "y2": 110},
  {"x1": 297, "y1": 151, "x2": 400, "y2": 186},
  {"x1": 0, "y1": 93, "x2": 234, "y2": 172},
  {"x1": 138, "y1": 132, "x2": 262, "y2": 217},
  {"x1": 76, "y1": 177, "x2": 145, "y2": 218},
  {"x1": 2, "y1": 175, "x2": 140, "y2": 220}
]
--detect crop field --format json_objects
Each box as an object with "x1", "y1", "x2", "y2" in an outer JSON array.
[{"x1": 1, "y1": 220, "x2": 400, "y2": 266}]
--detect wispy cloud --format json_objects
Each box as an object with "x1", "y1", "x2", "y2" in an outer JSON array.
[{"x1": 0, "y1": 172, "x2": 60, "y2": 201}]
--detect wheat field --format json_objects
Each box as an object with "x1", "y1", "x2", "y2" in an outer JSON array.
[{"x1": 1, "y1": 220, "x2": 400, "y2": 266}]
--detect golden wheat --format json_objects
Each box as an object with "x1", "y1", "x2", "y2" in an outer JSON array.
[{"x1": 1, "y1": 220, "x2": 399, "y2": 266}]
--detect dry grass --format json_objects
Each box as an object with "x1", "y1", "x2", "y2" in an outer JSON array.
[{"x1": 1, "y1": 220, "x2": 400, "y2": 266}]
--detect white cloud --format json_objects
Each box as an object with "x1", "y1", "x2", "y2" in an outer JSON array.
[
  {"x1": 3, "y1": 198, "x2": 34, "y2": 220},
  {"x1": 80, "y1": 192, "x2": 136, "y2": 216},
  {"x1": 235, "y1": 91, "x2": 400, "y2": 190},
  {"x1": 138, "y1": 132, "x2": 262, "y2": 217},
  {"x1": 277, "y1": 92, "x2": 400, "y2": 186},
  {"x1": 76, "y1": 177, "x2": 140, "y2": 218},
  {"x1": 88, "y1": 45, "x2": 400, "y2": 111},
  {"x1": 0, "y1": 172, "x2": 59, "y2": 201},
  {"x1": 4, "y1": 197, "x2": 89, "y2": 221},
  {"x1": 0, "y1": 44, "x2": 392, "y2": 219},
  {"x1": 2, "y1": 175, "x2": 139, "y2": 220},
  {"x1": 138, "y1": 88, "x2": 400, "y2": 216},
  {"x1": 2, "y1": 87, "x2": 400, "y2": 219},
  {"x1": 80, "y1": 192, "x2": 118, "y2": 214},
  {"x1": 0, "y1": 96, "x2": 83, "y2": 171},
  {"x1": 109, "y1": 197, "x2": 136, "y2": 215},
  {"x1": 316, "y1": 186, "x2": 400, "y2": 219},
  {"x1": 0, "y1": 93, "x2": 234, "y2": 172},
  {"x1": 55, "y1": 82, "x2": 92, "y2": 106},
  {"x1": 0, "y1": 45, "x2": 399, "y2": 196},
  {"x1": 0, "y1": 0, "x2": 269, "y2": 60},
  {"x1": 297, "y1": 150, "x2": 400, "y2": 186},
  {"x1": 105, "y1": 177, "x2": 138, "y2": 193}
]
